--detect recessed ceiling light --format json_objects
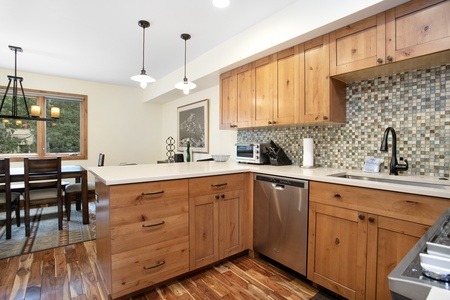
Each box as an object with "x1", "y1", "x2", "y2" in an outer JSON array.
[{"x1": 212, "y1": 0, "x2": 230, "y2": 8}]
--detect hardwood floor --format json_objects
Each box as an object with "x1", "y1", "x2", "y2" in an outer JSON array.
[{"x1": 0, "y1": 241, "x2": 322, "y2": 300}]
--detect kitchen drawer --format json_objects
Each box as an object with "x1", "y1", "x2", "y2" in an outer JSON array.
[
  {"x1": 189, "y1": 173, "x2": 245, "y2": 197},
  {"x1": 109, "y1": 179, "x2": 188, "y2": 210},
  {"x1": 310, "y1": 181, "x2": 449, "y2": 225},
  {"x1": 111, "y1": 235, "x2": 189, "y2": 298}
]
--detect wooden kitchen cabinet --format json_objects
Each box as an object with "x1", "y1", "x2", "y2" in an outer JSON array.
[
  {"x1": 385, "y1": 0, "x2": 450, "y2": 62},
  {"x1": 329, "y1": 14, "x2": 386, "y2": 76},
  {"x1": 219, "y1": 63, "x2": 253, "y2": 129},
  {"x1": 189, "y1": 173, "x2": 250, "y2": 270},
  {"x1": 253, "y1": 47, "x2": 298, "y2": 127},
  {"x1": 298, "y1": 35, "x2": 346, "y2": 123},
  {"x1": 96, "y1": 179, "x2": 189, "y2": 299},
  {"x1": 330, "y1": 0, "x2": 450, "y2": 77},
  {"x1": 308, "y1": 181, "x2": 449, "y2": 300}
]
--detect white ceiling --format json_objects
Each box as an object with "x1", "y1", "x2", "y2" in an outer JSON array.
[
  {"x1": 1, "y1": 0, "x2": 300, "y2": 87},
  {"x1": 1, "y1": 0, "x2": 409, "y2": 93}
]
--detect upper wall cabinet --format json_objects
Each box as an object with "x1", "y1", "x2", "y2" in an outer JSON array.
[
  {"x1": 329, "y1": 14, "x2": 386, "y2": 76},
  {"x1": 330, "y1": 0, "x2": 450, "y2": 78},
  {"x1": 253, "y1": 48, "x2": 298, "y2": 127},
  {"x1": 298, "y1": 35, "x2": 346, "y2": 123},
  {"x1": 219, "y1": 63, "x2": 253, "y2": 130},
  {"x1": 385, "y1": 0, "x2": 450, "y2": 62}
]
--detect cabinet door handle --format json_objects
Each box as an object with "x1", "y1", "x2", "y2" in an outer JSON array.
[
  {"x1": 386, "y1": 55, "x2": 393, "y2": 62},
  {"x1": 143, "y1": 260, "x2": 166, "y2": 270},
  {"x1": 335, "y1": 238, "x2": 340, "y2": 245},
  {"x1": 211, "y1": 183, "x2": 227, "y2": 188},
  {"x1": 334, "y1": 194, "x2": 341, "y2": 199},
  {"x1": 136, "y1": 190, "x2": 164, "y2": 201},
  {"x1": 142, "y1": 220, "x2": 165, "y2": 228},
  {"x1": 368, "y1": 217, "x2": 375, "y2": 223},
  {"x1": 377, "y1": 57, "x2": 383, "y2": 63},
  {"x1": 221, "y1": 194, "x2": 225, "y2": 199},
  {"x1": 268, "y1": 121, "x2": 273, "y2": 125},
  {"x1": 272, "y1": 121, "x2": 277, "y2": 125},
  {"x1": 215, "y1": 195, "x2": 220, "y2": 199},
  {"x1": 359, "y1": 214, "x2": 365, "y2": 220}
]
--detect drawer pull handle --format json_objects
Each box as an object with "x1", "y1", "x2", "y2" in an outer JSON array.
[
  {"x1": 143, "y1": 260, "x2": 166, "y2": 270},
  {"x1": 211, "y1": 183, "x2": 227, "y2": 188},
  {"x1": 142, "y1": 220, "x2": 165, "y2": 228},
  {"x1": 406, "y1": 200, "x2": 418, "y2": 204},
  {"x1": 136, "y1": 190, "x2": 165, "y2": 201},
  {"x1": 334, "y1": 194, "x2": 341, "y2": 199}
]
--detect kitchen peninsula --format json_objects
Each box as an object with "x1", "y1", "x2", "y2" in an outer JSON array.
[{"x1": 89, "y1": 162, "x2": 450, "y2": 299}]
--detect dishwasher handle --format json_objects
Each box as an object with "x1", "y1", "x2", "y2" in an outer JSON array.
[{"x1": 272, "y1": 183, "x2": 286, "y2": 190}]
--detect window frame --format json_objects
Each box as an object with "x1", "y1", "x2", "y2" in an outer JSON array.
[{"x1": 0, "y1": 86, "x2": 88, "y2": 161}]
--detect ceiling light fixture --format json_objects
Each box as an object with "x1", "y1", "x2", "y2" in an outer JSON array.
[
  {"x1": 175, "y1": 33, "x2": 196, "y2": 95},
  {"x1": 0, "y1": 45, "x2": 60, "y2": 122},
  {"x1": 130, "y1": 20, "x2": 155, "y2": 89},
  {"x1": 212, "y1": 0, "x2": 230, "y2": 8}
]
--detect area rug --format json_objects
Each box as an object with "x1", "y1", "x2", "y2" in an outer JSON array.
[{"x1": 0, "y1": 202, "x2": 96, "y2": 260}]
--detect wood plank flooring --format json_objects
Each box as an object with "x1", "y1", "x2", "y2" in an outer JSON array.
[{"x1": 0, "y1": 241, "x2": 322, "y2": 300}]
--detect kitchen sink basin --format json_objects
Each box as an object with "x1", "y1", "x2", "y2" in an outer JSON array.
[{"x1": 328, "y1": 173, "x2": 449, "y2": 189}]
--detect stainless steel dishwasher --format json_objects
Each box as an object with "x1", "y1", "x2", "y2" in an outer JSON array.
[{"x1": 253, "y1": 174, "x2": 309, "y2": 276}]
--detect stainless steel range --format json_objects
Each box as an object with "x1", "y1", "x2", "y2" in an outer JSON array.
[{"x1": 389, "y1": 208, "x2": 450, "y2": 299}]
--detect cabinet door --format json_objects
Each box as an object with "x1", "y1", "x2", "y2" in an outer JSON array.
[
  {"x1": 385, "y1": 0, "x2": 450, "y2": 62},
  {"x1": 366, "y1": 215, "x2": 429, "y2": 300},
  {"x1": 219, "y1": 70, "x2": 237, "y2": 130},
  {"x1": 308, "y1": 202, "x2": 367, "y2": 300},
  {"x1": 275, "y1": 47, "x2": 298, "y2": 125},
  {"x1": 189, "y1": 193, "x2": 219, "y2": 270},
  {"x1": 330, "y1": 14, "x2": 386, "y2": 75},
  {"x1": 218, "y1": 189, "x2": 244, "y2": 259},
  {"x1": 300, "y1": 35, "x2": 346, "y2": 123},
  {"x1": 235, "y1": 64, "x2": 254, "y2": 128},
  {"x1": 254, "y1": 54, "x2": 277, "y2": 127}
]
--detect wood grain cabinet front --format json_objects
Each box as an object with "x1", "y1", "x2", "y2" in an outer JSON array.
[
  {"x1": 95, "y1": 179, "x2": 189, "y2": 299},
  {"x1": 330, "y1": 0, "x2": 450, "y2": 77},
  {"x1": 308, "y1": 181, "x2": 449, "y2": 300},
  {"x1": 188, "y1": 173, "x2": 250, "y2": 270}
]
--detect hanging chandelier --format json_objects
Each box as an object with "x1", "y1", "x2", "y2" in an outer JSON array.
[
  {"x1": 0, "y1": 45, "x2": 60, "y2": 121},
  {"x1": 130, "y1": 20, "x2": 156, "y2": 89},
  {"x1": 175, "y1": 33, "x2": 196, "y2": 95}
]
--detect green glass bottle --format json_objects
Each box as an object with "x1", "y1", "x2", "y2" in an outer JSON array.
[{"x1": 186, "y1": 141, "x2": 191, "y2": 162}]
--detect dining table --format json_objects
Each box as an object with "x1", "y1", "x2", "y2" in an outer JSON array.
[{"x1": 10, "y1": 165, "x2": 89, "y2": 224}]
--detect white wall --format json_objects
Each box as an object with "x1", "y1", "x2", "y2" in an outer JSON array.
[
  {"x1": 161, "y1": 85, "x2": 237, "y2": 162},
  {"x1": 0, "y1": 68, "x2": 163, "y2": 170}
]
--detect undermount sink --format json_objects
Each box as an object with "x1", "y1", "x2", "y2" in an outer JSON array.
[{"x1": 328, "y1": 173, "x2": 450, "y2": 189}]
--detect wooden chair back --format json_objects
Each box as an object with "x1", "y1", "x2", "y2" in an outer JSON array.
[
  {"x1": 24, "y1": 157, "x2": 62, "y2": 193},
  {"x1": 0, "y1": 158, "x2": 21, "y2": 239},
  {"x1": 0, "y1": 158, "x2": 12, "y2": 194}
]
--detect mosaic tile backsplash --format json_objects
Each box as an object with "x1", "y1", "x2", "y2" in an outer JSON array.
[{"x1": 237, "y1": 64, "x2": 450, "y2": 177}]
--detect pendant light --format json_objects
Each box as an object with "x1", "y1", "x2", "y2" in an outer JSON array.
[
  {"x1": 0, "y1": 45, "x2": 60, "y2": 122},
  {"x1": 212, "y1": 0, "x2": 230, "y2": 8},
  {"x1": 175, "y1": 33, "x2": 196, "y2": 95},
  {"x1": 130, "y1": 20, "x2": 155, "y2": 89}
]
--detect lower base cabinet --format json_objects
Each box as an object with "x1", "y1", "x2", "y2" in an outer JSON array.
[
  {"x1": 188, "y1": 173, "x2": 250, "y2": 270},
  {"x1": 95, "y1": 173, "x2": 251, "y2": 299},
  {"x1": 308, "y1": 181, "x2": 449, "y2": 300}
]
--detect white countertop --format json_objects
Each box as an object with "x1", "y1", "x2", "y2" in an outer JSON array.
[{"x1": 88, "y1": 162, "x2": 450, "y2": 199}]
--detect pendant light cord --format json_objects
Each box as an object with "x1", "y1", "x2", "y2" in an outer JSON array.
[
  {"x1": 183, "y1": 38, "x2": 187, "y2": 79},
  {"x1": 141, "y1": 26, "x2": 146, "y2": 72}
]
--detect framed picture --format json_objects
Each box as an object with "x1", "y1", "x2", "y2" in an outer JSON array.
[{"x1": 177, "y1": 99, "x2": 209, "y2": 153}]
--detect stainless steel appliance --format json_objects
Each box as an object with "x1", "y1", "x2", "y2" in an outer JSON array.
[
  {"x1": 253, "y1": 174, "x2": 309, "y2": 275},
  {"x1": 235, "y1": 143, "x2": 270, "y2": 164},
  {"x1": 389, "y1": 208, "x2": 450, "y2": 300}
]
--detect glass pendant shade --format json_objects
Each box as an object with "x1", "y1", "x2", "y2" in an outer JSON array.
[
  {"x1": 131, "y1": 20, "x2": 155, "y2": 89},
  {"x1": 175, "y1": 33, "x2": 196, "y2": 95},
  {"x1": 212, "y1": 0, "x2": 230, "y2": 8}
]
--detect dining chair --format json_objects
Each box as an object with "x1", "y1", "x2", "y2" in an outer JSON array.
[
  {"x1": 64, "y1": 153, "x2": 105, "y2": 221},
  {"x1": 23, "y1": 157, "x2": 63, "y2": 237},
  {"x1": 0, "y1": 158, "x2": 21, "y2": 240}
]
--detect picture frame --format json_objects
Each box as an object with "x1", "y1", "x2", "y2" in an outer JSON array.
[{"x1": 177, "y1": 99, "x2": 209, "y2": 153}]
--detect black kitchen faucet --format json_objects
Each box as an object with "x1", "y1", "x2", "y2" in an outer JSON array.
[{"x1": 380, "y1": 127, "x2": 409, "y2": 175}]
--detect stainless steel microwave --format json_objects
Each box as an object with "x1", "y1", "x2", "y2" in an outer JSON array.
[{"x1": 235, "y1": 143, "x2": 270, "y2": 164}]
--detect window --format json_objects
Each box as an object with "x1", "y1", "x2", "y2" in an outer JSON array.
[{"x1": 0, "y1": 87, "x2": 87, "y2": 161}]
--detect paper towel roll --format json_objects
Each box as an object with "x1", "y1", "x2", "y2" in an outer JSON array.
[{"x1": 303, "y1": 138, "x2": 314, "y2": 167}]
